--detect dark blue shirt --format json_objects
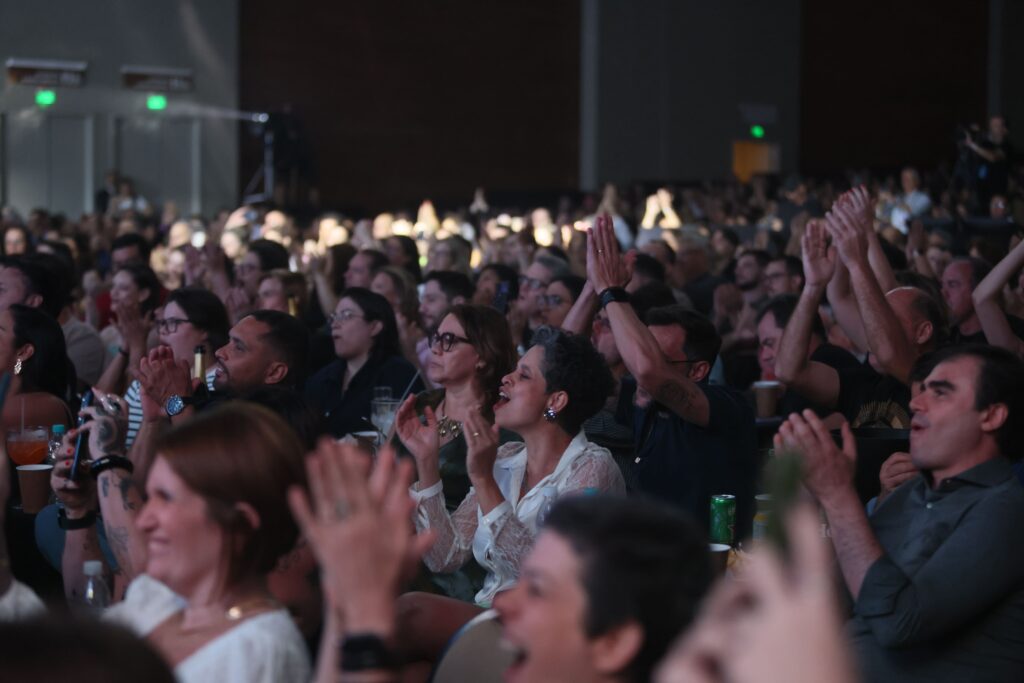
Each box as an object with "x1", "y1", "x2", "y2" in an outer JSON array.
[{"x1": 626, "y1": 380, "x2": 758, "y2": 539}]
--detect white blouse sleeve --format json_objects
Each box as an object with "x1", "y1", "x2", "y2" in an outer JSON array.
[
  {"x1": 0, "y1": 579, "x2": 45, "y2": 621},
  {"x1": 473, "y1": 442, "x2": 625, "y2": 583},
  {"x1": 412, "y1": 481, "x2": 481, "y2": 573}
]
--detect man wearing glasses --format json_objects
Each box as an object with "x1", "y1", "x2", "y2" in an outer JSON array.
[
  {"x1": 514, "y1": 254, "x2": 569, "y2": 347},
  {"x1": 586, "y1": 216, "x2": 758, "y2": 538}
]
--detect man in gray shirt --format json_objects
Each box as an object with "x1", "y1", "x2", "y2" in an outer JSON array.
[{"x1": 777, "y1": 344, "x2": 1024, "y2": 682}]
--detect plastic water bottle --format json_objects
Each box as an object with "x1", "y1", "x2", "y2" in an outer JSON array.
[
  {"x1": 81, "y1": 561, "x2": 110, "y2": 615},
  {"x1": 47, "y1": 424, "x2": 66, "y2": 464}
]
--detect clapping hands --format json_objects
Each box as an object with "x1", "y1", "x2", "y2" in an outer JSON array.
[
  {"x1": 288, "y1": 441, "x2": 435, "y2": 629},
  {"x1": 800, "y1": 219, "x2": 837, "y2": 289}
]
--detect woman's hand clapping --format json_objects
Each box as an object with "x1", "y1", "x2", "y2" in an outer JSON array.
[
  {"x1": 395, "y1": 396, "x2": 440, "y2": 487},
  {"x1": 463, "y1": 408, "x2": 500, "y2": 483},
  {"x1": 288, "y1": 441, "x2": 435, "y2": 632}
]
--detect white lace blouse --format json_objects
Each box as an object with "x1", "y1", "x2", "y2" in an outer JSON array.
[
  {"x1": 411, "y1": 430, "x2": 625, "y2": 605},
  {"x1": 104, "y1": 575, "x2": 311, "y2": 683}
]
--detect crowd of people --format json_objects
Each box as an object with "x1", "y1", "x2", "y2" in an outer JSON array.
[{"x1": 0, "y1": 113, "x2": 1021, "y2": 681}]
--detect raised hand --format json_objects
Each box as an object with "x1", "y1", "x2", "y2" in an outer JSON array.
[
  {"x1": 224, "y1": 286, "x2": 253, "y2": 324},
  {"x1": 825, "y1": 202, "x2": 869, "y2": 268},
  {"x1": 71, "y1": 388, "x2": 130, "y2": 459},
  {"x1": 844, "y1": 185, "x2": 875, "y2": 233},
  {"x1": 112, "y1": 301, "x2": 152, "y2": 354},
  {"x1": 182, "y1": 245, "x2": 207, "y2": 285},
  {"x1": 288, "y1": 441, "x2": 435, "y2": 629},
  {"x1": 586, "y1": 212, "x2": 633, "y2": 292},
  {"x1": 137, "y1": 346, "x2": 193, "y2": 417},
  {"x1": 800, "y1": 219, "x2": 837, "y2": 288},
  {"x1": 394, "y1": 395, "x2": 439, "y2": 468},
  {"x1": 774, "y1": 410, "x2": 856, "y2": 502},
  {"x1": 203, "y1": 241, "x2": 228, "y2": 275}
]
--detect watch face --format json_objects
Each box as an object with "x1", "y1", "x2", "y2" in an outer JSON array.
[{"x1": 166, "y1": 395, "x2": 184, "y2": 416}]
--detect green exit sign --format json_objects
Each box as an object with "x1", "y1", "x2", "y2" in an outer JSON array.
[
  {"x1": 146, "y1": 94, "x2": 167, "y2": 111},
  {"x1": 750, "y1": 125, "x2": 765, "y2": 139},
  {"x1": 35, "y1": 90, "x2": 56, "y2": 108}
]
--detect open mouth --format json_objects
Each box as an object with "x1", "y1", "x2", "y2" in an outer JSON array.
[
  {"x1": 495, "y1": 389, "x2": 510, "y2": 410},
  {"x1": 499, "y1": 637, "x2": 528, "y2": 678}
]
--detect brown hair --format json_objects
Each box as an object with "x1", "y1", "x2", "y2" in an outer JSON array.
[
  {"x1": 260, "y1": 268, "x2": 309, "y2": 316},
  {"x1": 155, "y1": 402, "x2": 307, "y2": 584},
  {"x1": 448, "y1": 304, "x2": 518, "y2": 414},
  {"x1": 375, "y1": 265, "x2": 420, "y2": 321}
]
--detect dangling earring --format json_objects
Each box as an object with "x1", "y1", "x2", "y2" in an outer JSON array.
[
  {"x1": 543, "y1": 407, "x2": 557, "y2": 422},
  {"x1": 13, "y1": 358, "x2": 22, "y2": 376}
]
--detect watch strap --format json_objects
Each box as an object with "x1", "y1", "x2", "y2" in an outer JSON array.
[
  {"x1": 89, "y1": 455, "x2": 134, "y2": 479},
  {"x1": 339, "y1": 633, "x2": 398, "y2": 672},
  {"x1": 58, "y1": 507, "x2": 97, "y2": 530},
  {"x1": 598, "y1": 286, "x2": 630, "y2": 309}
]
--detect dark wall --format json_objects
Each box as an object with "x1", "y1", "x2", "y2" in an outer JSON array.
[
  {"x1": 800, "y1": 0, "x2": 989, "y2": 174},
  {"x1": 586, "y1": 0, "x2": 802, "y2": 186},
  {"x1": 997, "y1": 0, "x2": 1024, "y2": 141},
  {"x1": 239, "y1": 0, "x2": 580, "y2": 213}
]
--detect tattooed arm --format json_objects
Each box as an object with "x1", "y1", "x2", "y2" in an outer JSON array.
[
  {"x1": 74, "y1": 390, "x2": 150, "y2": 584},
  {"x1": 51, "y1": 451, "x2": 110, "y2": 603},
  {"x1": 603, "y1": 299, "x2": 711, "y2": 426}
]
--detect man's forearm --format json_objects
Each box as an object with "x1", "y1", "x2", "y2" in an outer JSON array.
[
  {"x1": 821, "y1": 487, "x2": 884, "y2": 599},
  {"x1": 605, "y1": 301, "x2": 670, "y2": 383},
  {"x1": 866, "y1": 232, "x2": 898, "y2": 294},
  {"x1": 776, "y1": 285, "x2": 825, "y2": 382},
  {"x1": 605, "y1": 301, "x2": 709, "y2": 425},
  {"x1": 561, "y1": 284, "x2": 597, "y2": 335},
  {"x1": 847, "y1": 261, "x2": 915, "y2": 383},
  {"x1": 826, "y1": 263, "x2": 869, "y2": 352}
]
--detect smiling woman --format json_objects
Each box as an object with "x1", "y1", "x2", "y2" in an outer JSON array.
[{"x1": 103, "y1": 403, "x2": 311, "y2": 682}]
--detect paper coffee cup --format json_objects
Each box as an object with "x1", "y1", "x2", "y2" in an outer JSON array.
[
  {"x1": 753, "y1": 380, "x2": 782, "y2": 418},
  {"x1": 709, "y1": 542, "x2": 731, "y2": 577},
  {"x1": 17, "y1": 464, "x2": 53, "y2": 514},
  {"x1": 352, "y1": 431, "x2": 378, "y2": 450}
]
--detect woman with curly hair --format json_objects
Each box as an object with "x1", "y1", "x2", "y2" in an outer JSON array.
[{"x1": 395, "y1": 326, "x2": 624, "y2": 664}]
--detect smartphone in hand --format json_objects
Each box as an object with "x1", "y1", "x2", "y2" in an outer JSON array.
[{"x1": 69, "y1": 390, "x2": 93, "y2": 482}]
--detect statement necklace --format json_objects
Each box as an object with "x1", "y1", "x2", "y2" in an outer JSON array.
[
  {"x1": 436, "y1": 399, "x2": 463, "y2": 439},
  {"x1": 437, "y1": 414, "x2": 463, "y2": 439}
]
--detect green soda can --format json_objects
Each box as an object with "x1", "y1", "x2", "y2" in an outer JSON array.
[{"x1": 710, "y1": 494, "x2": 736, "y2": 545}]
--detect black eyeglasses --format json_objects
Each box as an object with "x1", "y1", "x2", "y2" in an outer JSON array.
[
  {"x1": 156, "y1": 317, "x2": 192, "y2": 333},
  {"x1": 518, "y1": 275, "x2": 549, "y2": 290},
  {"x1": 429, "y1": 331, "x2": 471, "y2": 352},
  {"x1": 541, "y1": 294, "x2": 565, "y2": 307},
  {"x1": 328, "y1": 309, "x2": 365, "y2": 326}
]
